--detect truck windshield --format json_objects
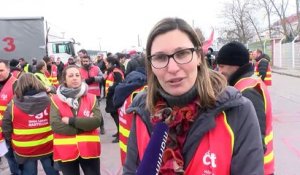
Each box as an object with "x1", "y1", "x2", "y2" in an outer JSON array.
[{"x1": 52, "y1": 43, "x2": 71, "y2": 54}]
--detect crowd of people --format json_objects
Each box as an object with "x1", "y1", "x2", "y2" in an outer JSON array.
[{"x1": 0, "y1": 17, "x2": 274, "y2": 175}]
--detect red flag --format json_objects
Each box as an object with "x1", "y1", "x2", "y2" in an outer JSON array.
[{"x1": 202, "y1": 29, "x2": 214, "y2": 54}]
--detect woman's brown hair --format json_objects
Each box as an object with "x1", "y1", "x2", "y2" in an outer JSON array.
[
  {"x1": 15, "y1": 73, "x2": 47, "y2": 100},
  {"x1": 145, "y1": 17, "x2": 227, "y2": 113},
  {"x1": 61, "y1": 65, "x2": 80, "y2": 86}
]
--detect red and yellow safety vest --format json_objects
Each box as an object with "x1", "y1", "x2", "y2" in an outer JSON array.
[
  {"x1": 80, "y1": 65, "x2": 101, "y2": 96},
  {"x1": 45, "y1": 64, "x2": 59, "y2": 87},
  {"x1": 11, "y1": 104, "x2": 53, "y2": 157},
  {"x1": 0, "y1": 75, "x2": 16, "y2": 142},
  {"x1": 51, "y1": 93, "x2": 101, "y2": 162},
  {"x1": 136, "y1": 112, "x2": 233, "y2": 174},
  {"x1": 235, "y1": 76, "x2": 274, "y2": 175},
  {"x1": 255, "y1": 59, "x2": 272, "y2": 86},
  {"x1": 11, "y1": 70, "x2": 21, "y2": 78},
  {"x1": 118, "y1": 85, "x2": 147, "y2": 165},
  {"x1": 105, "y1": 68, "x2": 124, "y2": 96}
]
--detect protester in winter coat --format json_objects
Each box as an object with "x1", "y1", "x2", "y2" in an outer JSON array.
[
  {"x1": 125, "y1": 53, "x2": 145, "y2": 76},
  {"x1": 123, "y1": 17, "x2": 264, "y2": 175},
  {"x1": 216, "y1": 41, "x2": 274, "y2": 175},
  {"x1": 0, "y1": 59, "x2": 20, "y2": 175},
  {"x1": 113, "y1": 66, "x2": 147, "y2": 164},
  {"x1": 105, "y1": 57, "x2": 124, "y2": 143},
  {"x1": 50, "y1": 65, "x2": 102, "y2": 175},
  {"x1": 2, "y1": 73, "x2": 59, "y2": 175},
  {"x1": 9, "y1": 59, "x2": 22, "y2": 78},
  {"x1": 34, "y1": 60, "x2": 56, "y2": 94},
  {"x1": 253, "y1": 49, "x2": 272, "y2": 86}
]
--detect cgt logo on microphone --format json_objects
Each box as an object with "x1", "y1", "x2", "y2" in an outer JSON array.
[{"x1": 202, "y1": 151, "x2": 217, "y2": 168}]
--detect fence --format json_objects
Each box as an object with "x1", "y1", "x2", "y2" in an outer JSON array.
[{"x1": 249, "y1": 38, "x2": 300, "y2": 69}]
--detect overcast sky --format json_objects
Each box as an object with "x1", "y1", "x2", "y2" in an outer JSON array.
[{"x1": 1, "y1": 0, "x2": 242, "y2": 52}]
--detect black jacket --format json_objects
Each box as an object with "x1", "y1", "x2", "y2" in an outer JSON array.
[
  {"x1": 228, "y1": 63, "x2": 266, "y2": 151},
  {"x1": 256, "y1": 54, "x2": 270, "y2": 81},
  {"x1": 123, "y1": 87, "x2": 264, "y2": 175},
  {"x1": 125, "y1": 54, "x2": 144, "y2": 76},
  {"x1": 105, "y1": 67, "x2": 124, "y2": 113},
  {"x1": 113, "y1": 68, "x2": 146, "y2": 108}
]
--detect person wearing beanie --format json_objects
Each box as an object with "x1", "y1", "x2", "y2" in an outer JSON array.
[
  {"x1": 216, "y1": 41, "x2": 275, "y2": 175},
  {"x1": 10, "y1": 59, "x2": 22, "y2": 78}
]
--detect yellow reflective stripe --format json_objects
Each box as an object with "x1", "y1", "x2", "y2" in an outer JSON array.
[
  {"x1": 266, "y1": 71, "x2": 271, "y2": 75},
  {"x1": 0, "y1": 106, "x2": 7, "y2": 111},
  {"x1": 119, "y1": 125, "x2": 130, "y2": 137},
  {"x1": 53, "y1": 135, "x2": 100, "y2": 145},
  {"x1": 0, "y1": 127, "x2": 2, "y2": 132},
  {"x1": 119, "y1": 140, "x2": 127, "y2": 153},
  {"x1": 264, "y1": 150, "x2": 274, "y2": 164},
  {"x1": 13, "y1": 126, "x2": 51, "y2": 135},
  {"x1": 12, "y1": 134, "x2": 53, "y2": 147},
  {"x1": 264, "y1": 77, "x2": 272, "y2": 81},
  {"x1": 223, "y1": 112, "x2": 235, "y2": 152},
  {"x1": 265, "y1": 131, "x2": 273, "y2": 145}
]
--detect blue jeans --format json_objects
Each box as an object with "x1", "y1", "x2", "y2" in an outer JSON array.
[
  {"x1": 22, "y1": 157, "x2": 59, "y2": 175},
  {"x1": 4, "y1": 146, "x2": 20, "y2": 175}
]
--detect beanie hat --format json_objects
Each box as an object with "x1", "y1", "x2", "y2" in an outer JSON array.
[
  {"x1": 10, "y1": 59, "x2": 19, "y2": 67},
  {"x1": 216, "y1": 41, "x2": 249, "y2": 66}
]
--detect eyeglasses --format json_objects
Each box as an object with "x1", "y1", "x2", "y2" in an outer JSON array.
[{"x1": 148, "y1": 48, "x2": 197, "y2": 69}]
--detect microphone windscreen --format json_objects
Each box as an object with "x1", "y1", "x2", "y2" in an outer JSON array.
[{"x1": 136, "y1": 122, "x2": 168, "y2": 175}]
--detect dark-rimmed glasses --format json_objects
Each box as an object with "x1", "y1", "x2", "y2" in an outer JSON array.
[{"x1": 148, "y1": 48, "x2": 197, "y2": 69}]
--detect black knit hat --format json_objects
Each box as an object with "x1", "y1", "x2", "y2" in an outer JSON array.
[
  {"x1": 9, "y1": 59, "x2": 19, "y2": 67},
  {"x1": 216, "y1": 41, "x2": 249, "y2": 66}
]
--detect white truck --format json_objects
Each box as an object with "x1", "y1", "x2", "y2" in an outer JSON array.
[{"x1": 0, "y1": 16, "x2": 77, "y2": 63}]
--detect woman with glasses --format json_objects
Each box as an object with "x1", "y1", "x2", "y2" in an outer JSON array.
[{"x1": 123, "y1": 18, "x2": 264, "y2": 175}]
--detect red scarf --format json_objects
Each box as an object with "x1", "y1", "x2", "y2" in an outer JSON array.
[{"x1": 151, "y1": 99, "x2": 199, "y2": 174}]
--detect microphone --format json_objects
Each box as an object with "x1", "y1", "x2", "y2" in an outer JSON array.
[{"x1": 136, "y1": 122, "x2": 168, "y2": 175}]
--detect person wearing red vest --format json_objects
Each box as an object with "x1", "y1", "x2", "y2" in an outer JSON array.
[
  {"x1": 0, "y1": 59, "x2": 21, "y2": 175},
  {"x1": 104, "y1": 57, "x2": 124, "y2": 143},
  {"x1": 9, "y1": 59, "x2": 23, "y2": 79},
  {"x1": 2, "y1": 73, "x2": 59, "y2": 175},
  {"x1": 80, "y1": 55, "x2": 105, "y2": 135},
  {"x1": 50, "y1": 65, "x2": 102, "y2": 175},
  {"x1": 123, "y1": 18, "x2": 264, "y2": 175},
  {"x1": 216, "y1": 41, "x2": 274, "y2": 175},
  {"x1": 43, "y1": 56, "x2": 59, "y2": 87},
  {"x1": 253, "y1": 49, "x2": 272, "y2": 86},
  {"x1": 113, "y1": 66, "x2": 147, "y2": 165}
]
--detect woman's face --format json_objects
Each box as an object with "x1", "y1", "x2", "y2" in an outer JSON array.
[
  {"x1": 150, "y1": 29, "x2": 201, "y2": 96},
  {"x1": 65, "y1": 67, "x2": 82, "y2": 88}
]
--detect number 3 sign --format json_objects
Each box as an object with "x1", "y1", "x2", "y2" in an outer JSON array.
[{"x1": 2, "y1": 37, "x2": 16, "y2": 52}]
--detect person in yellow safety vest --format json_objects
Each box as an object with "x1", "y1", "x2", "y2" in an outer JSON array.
[
  {"x1": 104, "y1": 57, "x2": 124, "y2": 143},
  {"x1": 50, "y1": 65, "x2": 102, "y2": 175},
  {"x1": 253, "y1": 49, "x2": 272, "y2": 86},
  {"x1": 2, "y1": 73, "x2": 59, "y2": 175},
  {"x1": 43, "y1": 56, "x2": 59, "y2": 87},
  {"x1": 216, "y1": 41, "x2": 274, "y2": 175},
  {"x1": 80, "y1": 55, "x2": 105, "y2": 134},
  {"x1": 0, "y1": 59, "x2": 20, "y2": 175},
  {"x1": 34, "y1": 60, "x2": 56, "y2": 94},
  {"x1": 18, "y1": 57, "x2": 32, "y2": 73}
]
